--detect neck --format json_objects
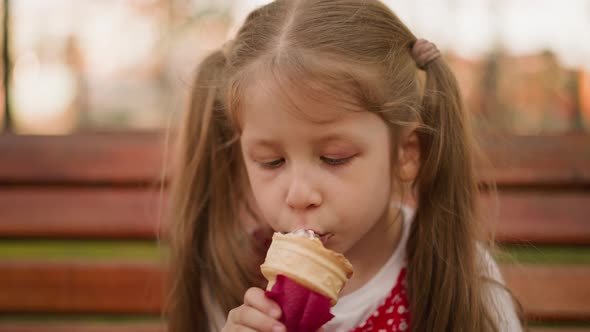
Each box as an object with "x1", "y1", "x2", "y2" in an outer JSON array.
[{"x1": 340, "y1": 205, "x2": 404, "y2": 297}]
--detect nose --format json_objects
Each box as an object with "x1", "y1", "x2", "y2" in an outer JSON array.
[{"x1": 285, "y1": 169, "x2": 322, "y2": 211}]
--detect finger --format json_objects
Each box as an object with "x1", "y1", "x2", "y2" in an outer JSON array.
[
  {"x1": 232, "y1": 325, "x2": 256, "y2": 332},
  {"x1": 234, "y1": 305, "x2": 286, "y2": 332},
  {"x1": 243, "y1": 287, "x2": 282, "y2": 320}
]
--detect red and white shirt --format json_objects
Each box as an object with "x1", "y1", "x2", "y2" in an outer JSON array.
[
  {"x1": 324, "y1": 204, "x2": 413, "y2": 332},
  {"x1": 351, "y1": 266, "x2": 410, "y2": 332},
  {"x1": 324, "y1": 204, "x2": 522, "y2": 332}
]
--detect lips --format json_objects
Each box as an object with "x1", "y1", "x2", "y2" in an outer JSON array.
[
  {"x1": 289, "y1": 229, "x2": 333, "y2": 246},
  {"x1": 318, "y1": 233, "x2": 333, "y2": 246}
]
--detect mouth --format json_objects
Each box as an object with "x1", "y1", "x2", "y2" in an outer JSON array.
[
  {"x1": 318, "y1": 233, "x2": 333, "y2": 246},
  {"x1": 289, "y1": 229, "x2": 333, "y2": 246}
]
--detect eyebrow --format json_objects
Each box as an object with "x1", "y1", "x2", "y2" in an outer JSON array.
[
  {"x1": 244, "y1": 133, "x2": 357, "y2": 147},
  {"x1": 314, "y1": 133, "x2": 357, "y2": 144},
  {"x1": 242, "y1": 138, "x2": 281, "y2": 148}
]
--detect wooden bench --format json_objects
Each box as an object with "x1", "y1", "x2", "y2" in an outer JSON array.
[{"x1": 0, "y1": 132, "x2": 588, "y2": 331}]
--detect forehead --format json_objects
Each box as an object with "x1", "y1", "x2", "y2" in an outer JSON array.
[
  {"x1": 239, "y1": 72, "x2": 364, "y2": 129},
  {"x1": 238, "y1": 74, "x2": 390, "y2": 146}
]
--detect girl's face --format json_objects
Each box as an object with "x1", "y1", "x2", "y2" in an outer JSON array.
[{"x1": 239, "y1": 80, "x2": 395, "y2": 258}]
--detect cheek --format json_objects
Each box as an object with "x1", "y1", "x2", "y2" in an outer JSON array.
[
  {"x1": 244, "y1": 166, "x2": 280, "y2": 221},
  {"x1": 245, "y1": 168, "x2": 265, "y2": 203},
  {"x1": 336, "y1": 151, "x2": 392, "y2": 215}
]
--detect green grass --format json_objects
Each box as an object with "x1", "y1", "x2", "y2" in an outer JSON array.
[
  {"x1": 1, "y1": 240, "x2": 589, "y2": 265},
  {"x1": 0, "y1": 239, "x2": 166, "y2": 262},
  {"x1": 494, "y1": 245, "x2": 590, "y2": 265},
  {"x1": 527, "y1": 320, "x2": 590, "y2": 328}
]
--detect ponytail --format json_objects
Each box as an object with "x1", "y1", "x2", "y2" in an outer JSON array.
[
  {"x1": 407, "y1": 56, "x2": 497, "y2": 331},
  {"x1": 165, "y1": 49, "x2": 262, "y2": 332}
]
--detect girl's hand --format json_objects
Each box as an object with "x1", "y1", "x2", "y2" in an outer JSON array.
[{"x1": 223, "y1": 287, "x2": 286, "y2": 332}]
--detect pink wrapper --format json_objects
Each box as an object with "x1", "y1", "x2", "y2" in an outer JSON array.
[{"x1": 265, "y1": 274, "x2": 334, "y2": 332}]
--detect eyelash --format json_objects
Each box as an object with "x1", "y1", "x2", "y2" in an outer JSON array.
[
  {"x1": 258, "y1": 156, "x2": 354, "y2": 169},
  {"x1": 321, "y1": 156, "x2": 354, "y2": 166},
  {"x1": 260, "y1": 158, "x2": 285, "y2": 169}
]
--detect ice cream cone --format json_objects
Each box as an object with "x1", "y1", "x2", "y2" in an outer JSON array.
[{"x1": 261, "y1": 231, "x2": 354, "y2": 306}]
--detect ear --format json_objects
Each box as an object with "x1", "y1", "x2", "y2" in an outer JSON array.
[{"x1": 398, "y1": 128, "x2": 421, "y2": 182}]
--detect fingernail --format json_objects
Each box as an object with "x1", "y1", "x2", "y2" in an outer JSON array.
[
  {"x1": 272, "y1": 324, "x2": 285, "y2": 332},
  {"x1": 270, "y1": 308, "x2": 281, "y2": 319}
]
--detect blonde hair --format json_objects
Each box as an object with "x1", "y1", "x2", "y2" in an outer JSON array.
[{"x1": 165, "y1": 1, "x2": 524, "y2": 331}]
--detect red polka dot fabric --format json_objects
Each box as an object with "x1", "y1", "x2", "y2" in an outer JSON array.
[{"x1": 351, "y1": 267, "x2": 410, "y2": 332}]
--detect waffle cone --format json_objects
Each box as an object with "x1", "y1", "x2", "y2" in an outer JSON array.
[{"x1": 261, "y1": 232, "x2": 353, "y2": 306}]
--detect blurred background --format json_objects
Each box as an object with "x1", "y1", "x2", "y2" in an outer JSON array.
[
  {"x1": 0, "y1": 1, "x2": 589, "y2": 332},
  {"x1": 0, "y1": 0, "x2": 588, "y2": 135}
]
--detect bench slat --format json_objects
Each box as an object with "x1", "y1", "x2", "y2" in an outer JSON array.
[
  {"x1": 0, "y1": 188, "x2": 165, "y2": 239},
  {"x1": 0, "y1": 323, "x2": 165, "y2": 332},
  {"x1": 0, "y1": 262, "x2": 163, "y2": 314},
  {"x1": 1, "y1": 133, "x2": 588, "y2": 186},
  {"x1": 484, "y1": 191, "x2": 590, "y2": 245},
  {"x1": 0, "y1": 323, "x2": 587, "y2": 332},
  {"x1": 502, "y1": 265, "x2": 590, "y2": 322},
  {"x1": 530, "y1": 329, "x2": 590, "y2": 332},
  {"x1": 477, "y1": 133, "x2": 590, "y2": 186},
  {"x1": 0, "y1": 261, "x2": 588, "y2": 322},
  {"x1": 1, "y1": 188, "x2": 588, "y2": 244},
  {"x1": 0, "y1": 132, "x2": 170, "y2": 185}
]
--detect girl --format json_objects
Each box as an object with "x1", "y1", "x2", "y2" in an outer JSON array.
[{"x1": 165, "y1": 0, "x2": 524, "y2": 331}]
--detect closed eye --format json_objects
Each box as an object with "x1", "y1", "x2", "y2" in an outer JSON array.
[
  {"x1": 321, "y1": 156, "x2": 354, "y2": 166},
  {"x1": 259, "y1": 158, "x2": 285, "y2": 169}
]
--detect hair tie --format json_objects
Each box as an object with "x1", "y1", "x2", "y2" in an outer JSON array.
[{"x1": 411, "y1": 38, "x2": 441, "y2": 70}]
